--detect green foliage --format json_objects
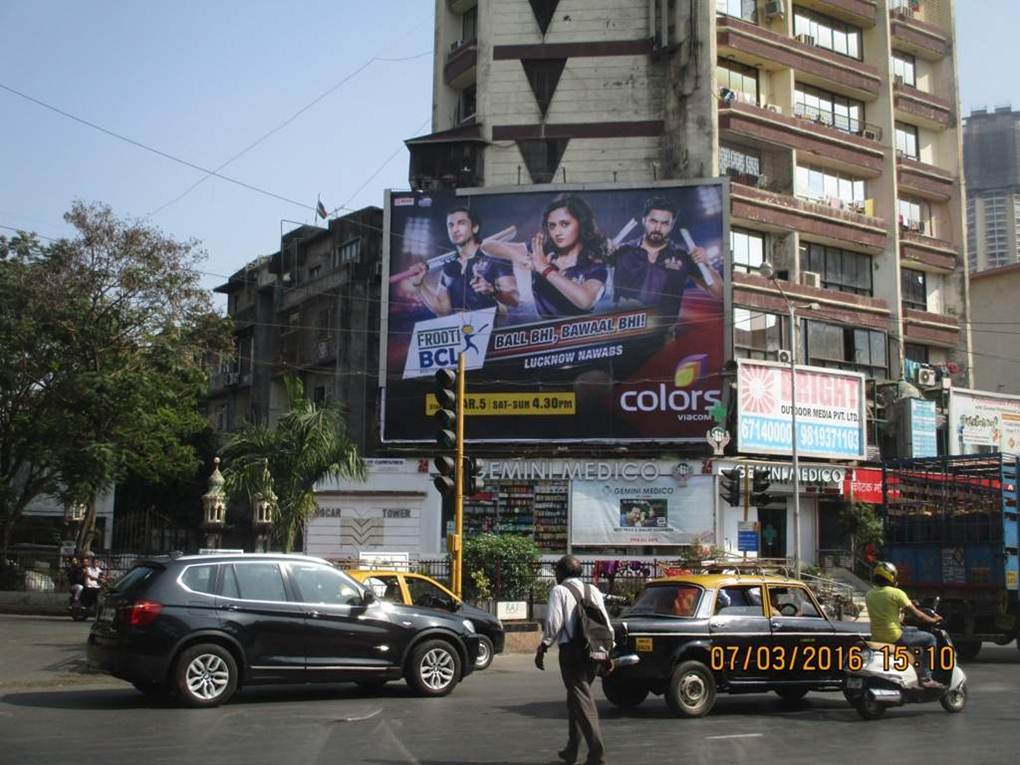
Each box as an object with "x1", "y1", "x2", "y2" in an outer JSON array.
[
  {"x1": 469, "y1": 570, "x2": 493, "y2": 601},
  {"x1": 840, "y1": 502, "x2": 884, "y2": 551},
  {"x1": 458, "y1": 534, "x2": 539, "y2": 600},
  {"x1": 0, "y1": 204, "x2": 231, "y2": 554},
  {"x1": 221, "y1": 376, "x2": 365, "y2": 552}
]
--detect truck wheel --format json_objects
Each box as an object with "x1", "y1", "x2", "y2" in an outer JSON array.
[
  {"x1": 940, "y1": 682, "x2": 967, "y2": 713},
  {"x1": 602, "y1": 673, "x2": 648, "y2": 708},
  {"x1": 406, "y1": 639, "x2": 461, "y2": 697},
  {"x1": 665, "y1": 660, "x2": 716, "y2": 718},
  {"x1": 955, "y1": 641, "x2": 981, "y2": 662}
]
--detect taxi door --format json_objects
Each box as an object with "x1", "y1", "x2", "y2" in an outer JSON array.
[
  {"x1": 765, "y1": 584, "x2": 834, "y2": 683},
  {"x1": 708, "y1": 585, "x2": 771, "y2": 682}
]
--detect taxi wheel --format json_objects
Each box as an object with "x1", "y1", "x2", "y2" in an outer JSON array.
[
  {"x1": 665, "y1": 660, "x2": 716, "y2": 718},
  {"x1": 474, "y1": 636, "x2": 494, "y2": 670},
  {"x1": 602, "y1": 673, "x2": 649, "y2": 709}
]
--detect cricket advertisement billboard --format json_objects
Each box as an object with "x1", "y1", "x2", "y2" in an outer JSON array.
[
  {"x1": 381, "y1": 182, "x2": 727, "y2": 442},
  {"x1": 737, "y1": 360, "x2": 867, "y2": 460}
]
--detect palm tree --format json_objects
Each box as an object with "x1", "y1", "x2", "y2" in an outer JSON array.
[{"x1": 221, "y1": 376, "x2": 365, "y2": 552}]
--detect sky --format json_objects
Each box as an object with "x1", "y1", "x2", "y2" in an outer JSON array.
[{"x1": 1, "y1": 1, "x2": 1016, "y2": 307}]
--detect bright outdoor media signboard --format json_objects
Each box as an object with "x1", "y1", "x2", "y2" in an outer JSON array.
[
  {"x1": 948, "y1": 388, "x2": 1020, "y2": 455},
  {"x1": 381, "y1": 182, "x2": 727, "y2": 442},
  {"x1": 737, "y1": 360, "x2": 867, "y2": 460}
]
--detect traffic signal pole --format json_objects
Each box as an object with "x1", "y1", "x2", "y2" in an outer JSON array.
[{"x1": 452, "y1": 353, "x2": 466, "y2": 599}]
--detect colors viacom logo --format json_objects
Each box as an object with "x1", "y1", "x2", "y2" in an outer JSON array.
[{"x1": 618, "y1": 355, "x2": 719, "y2": 419}]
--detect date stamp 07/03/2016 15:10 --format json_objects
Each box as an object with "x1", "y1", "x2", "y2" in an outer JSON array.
[{"x1": 708, "y1": 644, "x2": 956, "y2": 673}]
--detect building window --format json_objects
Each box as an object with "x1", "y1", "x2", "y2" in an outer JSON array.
[
  {"x1": 895, "y1": 122, "x2": 920, "y2": 160},
  {"x1": 717, "y1": 60, "x2": 758, "y2": 105},
  {"x1": 904, "y1": 342, "x2": 929, "y2": 364},
  {"x1": 334, "y1": 238, "x2": 361, "y2": 268},
  {"x1": 308, "y1": 265, "x2": 321, "y2": 281},
  {"x1": 898, "y1": 197, "x2": 931, "y2": 234},
  {"x1": 716, "y1": 0, "x2": 757, "y2": 22},
  {"x1": 799, "y1": 242, "x2": 873, "y2": 296},
  {"x1": 901, "y1": 268, "x2": 927, "y2": 311},
  {"x1": 794, "y1": 6, "x2": 862, "y2": 59},
  {"x1": 734, "y1": 309, "x2": 788, "y2": 360},
  {"x1": 966, "y1": 198, "x2": 977, "y2": 271},
  {"x1": 731, "y1": 228, "x2": 766, "y2": 274},
  {"x1": 796, "y1": 164, "x2": 866, "y2": 208},
  {"x1": 462, "y1": 5, "x2": 477, "y2": 41},
  {"x1": 891, "y1": 52, "x2": 916, "y2": 87},
  {"x1": 794, "y1": 84, "x2": 864, "y2": 134},
  {"x1": 457, "y1": 85, "x2": 477, "y2": 123},
  {"x1": 719, "y1": 143, "x2": 761, "y2": 181},
  {"x1": 803, "y1": 320, "x2": 888, "y2": 379}
]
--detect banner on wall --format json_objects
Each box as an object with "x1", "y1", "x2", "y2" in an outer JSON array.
[
  {"x1": 947, "y1": 388, "x2": 1020, "y2": 455},
  {"x1": 737, "y1": 360, "x2": 867, "y2": 460},
  {"x1": 381, "y1": 182, "x2": 727, "y2": 442},
  {"x1": 570, "y1": 467, "x2": 715, "y2": 546}
]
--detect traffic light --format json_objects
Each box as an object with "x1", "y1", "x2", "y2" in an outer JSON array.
[
  {"x1": 463, "y1": 456, "x2": 484, "y2": 495},
  {"x1": 719, "y1": 468, "x2": 742, "y2": 507},
  {"x1": 434, "y1": 456, "x2": 457, "y2": 497},
  {"x1": 750, "y1": 467, "x2": 773, "y2": 507},
  {"x1": 434, "y1": 368, "x2": 458, "y2": 451}
]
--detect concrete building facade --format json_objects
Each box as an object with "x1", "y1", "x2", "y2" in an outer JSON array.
[{"x1": 969, "y1": 262, "x2": 1020, "y2": 396}]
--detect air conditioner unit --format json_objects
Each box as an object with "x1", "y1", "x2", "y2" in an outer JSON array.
[
  {"x1": 861, "y1": 127, "x2": 879, "y2": 140},
  {"x1": 801, "y1": 271, "x2": 822, "y2": 288},
  {"x1": 765, "y1": 0, "x2": 786, "y2": 18},
  {"x1": 795, "y1": 34, "x2": 815, "y2": 46},
  {"x1": 766, "y1": 103, "x2": 783, "y2": 114},
  {"x1": 917, "y1": 367, "x2": 937, "y2": 387},
  {"x1": 777, "y1": 349, "x2": 793, "y2": 364},
  {"x1": 719, "y1": 87, "x2": 736, "y2": 106}
]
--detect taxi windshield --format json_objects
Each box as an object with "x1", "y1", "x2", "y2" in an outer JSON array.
[{"x1": 628, "y1": 584, "x2": 702, "y2": 617}]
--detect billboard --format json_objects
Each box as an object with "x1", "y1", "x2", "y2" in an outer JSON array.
[
  {"x1": 947, "y1": 388, "x2": 1020, "y2": 455},
  {"x1": 381, "y1": 182, "x2": 727, "y2": 442},
  {"x1": 569, "y1": 463, "x2": 715, "y2": 547},
  {"x1": 736, "y1": 360, "x2": 867, "y2": 460}
]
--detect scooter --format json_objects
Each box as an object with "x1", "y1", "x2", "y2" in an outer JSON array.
[
  {"x1": 69, "y1": 586, "x2": 102, "y2": 622},
  {"x1": 843, "y1": 597, "x2": 967, "y2": 719}
]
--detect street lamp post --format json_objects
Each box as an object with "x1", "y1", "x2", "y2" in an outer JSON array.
[{"x1": 759, "y1": 262, "x2": 818, "y2": 578}]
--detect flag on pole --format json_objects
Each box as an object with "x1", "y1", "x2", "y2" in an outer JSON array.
[{"x1": 316, "y1": 198, "x2": 328, "y2": 220}]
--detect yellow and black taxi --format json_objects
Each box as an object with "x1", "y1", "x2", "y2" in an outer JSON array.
[
  {"x1": 604, "y1": 573, "x2": 870, "y2": 717},
  {"x1": 348, "y1": 570, "x2": 505, "y2": 670}
]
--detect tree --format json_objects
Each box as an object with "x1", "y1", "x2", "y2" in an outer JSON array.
[
  {"x1": 840, "y1": 501, "x2": 884, "y2": 562},
  {"x1": 0, "y1": 203, "x2": 230, "y2": 556},
  {"x1": 221, "y1": 376, "x2": 365, "y2": 552}
]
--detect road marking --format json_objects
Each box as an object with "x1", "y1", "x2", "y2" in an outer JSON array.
[{"x1": 705, "y1": 733, "x2": 765, "y2": 740}]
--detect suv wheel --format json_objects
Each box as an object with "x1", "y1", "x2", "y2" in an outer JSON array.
[
  {"x1": 665, "y1": 660, "x2": 717, "y2": 718},
  {"x1": 174, "y1": 643, "x2": 238, "y2": 707},
  {"x1": 406, "y1": 639, "x2": 461, "y2": 697},
  {"x1": 475, "y1": 636, "x2": 494, "y2": 670}
]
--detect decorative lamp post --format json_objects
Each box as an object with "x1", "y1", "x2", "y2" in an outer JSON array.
[
  {"x1": 252, "y1": 465, "x2": 276, "y2": 553},
  {"x1": 201, "y1": 457, "x2": 227, "y2": 549},
  {"x1": 759, "y1": 261, "x2": 820, "y2": 579}
]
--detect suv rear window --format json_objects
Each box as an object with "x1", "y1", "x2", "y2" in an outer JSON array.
[
  {"x1": 108, "y1": 565, "x2": 159, "y2": 596},
  {"x1": 181, "y1": 564, "x2": 217, "y2": 594}
]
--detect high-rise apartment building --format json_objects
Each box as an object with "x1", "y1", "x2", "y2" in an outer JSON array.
[
  {"x1": 411, "y1": 0, "x2": 971, "y2": 384},
  {"x1": 964, "y1": 106, "x2": 1020, "y2": 273}
]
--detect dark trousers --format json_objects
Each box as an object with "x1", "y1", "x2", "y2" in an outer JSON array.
[{"x1": 557, "y1": 642, "x2": 605, "y2": 765}]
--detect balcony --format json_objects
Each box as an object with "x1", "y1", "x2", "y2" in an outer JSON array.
[
  {"x1": 447, "y1": 0, "x2": 476, "y2": 11},
  {"x1": 896, "y1": 155, "x2": 955, "y2": 202},
  {"x1": 795, "y1": 0, "x2": 878, "y2": 27},
  {"x1": 730, "y1": 182, "x2": 887, "y2": 252},
  {"x1": 893, "y1": 81, "x2": 952, "y2": 129},
  {"x1": 889, "y1": 7, "x2": 951, "y2": 61},
  {"x1": 902, "y1": 308, "x2": 960, "y2": 347},
  {"x1": 719, "y1": 99, "x2": 884, "y2": 174},
  {"x1": 406, "y1": 123, "x2": 485, "y2": 189},
  {"x1": 444, "y1": 38, "x2": 477, "y2": 88},
  {"x1": 899, "y1": 229, "x2": 959, "y2": 272},
  {"x1": 717, "y1": 16, "x2": 881, "y2": 100},
  {"x1": 732, "y1": 272, "x2": 890, "y2": 330}
]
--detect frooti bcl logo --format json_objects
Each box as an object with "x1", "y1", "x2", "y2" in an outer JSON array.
[{"x1": 402, "y1": 308, "x2": 496, "y2": 379}]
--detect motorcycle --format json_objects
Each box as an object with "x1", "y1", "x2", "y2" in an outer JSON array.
[
  {"x1": 843, "y1": 597, "x2": 967, "y2": 720},
  {"x1": 70, "y1": 585, "x2": 103, "y2": 622}
]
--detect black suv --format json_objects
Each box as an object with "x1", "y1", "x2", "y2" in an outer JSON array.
[{"x1": 86, "y1": 553, "x2": 481, "y2": 707}]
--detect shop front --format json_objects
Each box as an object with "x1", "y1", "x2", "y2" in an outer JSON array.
[
  {"x1": 469, "y1": 459, "x2": 716, "y2": 557},
  {"x1": 713, "y1": 460, "x2": 852, "y2": 567}
]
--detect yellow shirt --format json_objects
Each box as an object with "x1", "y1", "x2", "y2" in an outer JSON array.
[{"x1": 865, "y1": 585, "x2": 911, "y2": 643}]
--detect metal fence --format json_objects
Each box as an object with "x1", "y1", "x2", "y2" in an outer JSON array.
[{"x1": 1, "y1": 550, "x2": 138, "y2": 593}]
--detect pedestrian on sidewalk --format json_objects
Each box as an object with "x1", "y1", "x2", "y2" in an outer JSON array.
[{"x1": 535, "y1": 554, "x2": 612, "y2": 765}]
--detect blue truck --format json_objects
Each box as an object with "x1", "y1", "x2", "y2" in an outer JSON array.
[{"x1": 882, "y1": 454, "x2": 1019, "y2": 660}]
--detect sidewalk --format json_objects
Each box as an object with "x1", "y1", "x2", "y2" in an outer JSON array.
[{"x1": 0, "y1": 591, "x2": 70, "y2": 616}]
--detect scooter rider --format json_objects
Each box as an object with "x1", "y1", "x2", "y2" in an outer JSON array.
[{"x1": 865, "y1": 561, "x2": 944, "y2": 690}]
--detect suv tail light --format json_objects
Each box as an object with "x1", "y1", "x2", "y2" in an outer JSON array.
[{"x1": 125, "y1": 600, "x2": 163, "y2": 628}]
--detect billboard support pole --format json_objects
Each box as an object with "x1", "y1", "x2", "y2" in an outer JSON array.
[
  {"x1": 453, "y1": 352, "x2": 466, "y2": 600},
  {"x1": 790, "y1": 302, "x2": 801, "y2": 579}
]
